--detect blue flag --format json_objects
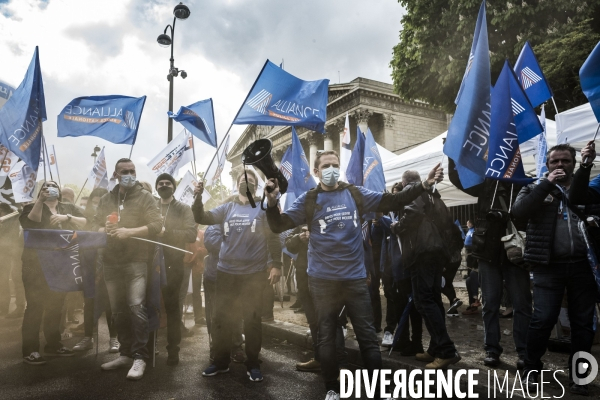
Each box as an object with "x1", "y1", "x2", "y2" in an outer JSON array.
[
  {"x1": 514, "y1": 41, "x2": 553, "y2": 108},
  {"x1": 485, "y1": 61, "x2": 539, "y2": 184},
  {"x1": 147, "y1": 245, "x2": 167, "y2": 332},
  {"x1": 57, "y1": 95, "x2": 147, "y2": 145},
  {"x1": 290, "y1": 127, "x2": 316, "y2": 195},
  {"x1": 443, "y1": 2, "x2": 491, "y2": 189},
  {"x1": 232, "y1": 60, "x2": 329, "y2": 133},
  {"x1": 23, "y1": 230, "x2": 106, "y2": 298},
  {"x1": 508, "y1": 62, "x2": 544, "y2": 144},
  {"x1": 279, "y1": 147, "x2": 296, "y2": 210},
  {"x1": 0, "y1": 47, "x2": 46, "y2": 171},
  {"x1": 454, "y1": 219, "x2": 466, "y2": 240},
  {"x1": 363, "y1": 128, "x2": 386, "y2": 193},
  {"x1": 580, "y1": 42, "x2": 600, "y2": 122},
  {"x1": 168, "y1": 98, "x2": 217, "y2": 147},
  {"x1": 346, "y1": 126, "x2": 365, "y2": 186}
]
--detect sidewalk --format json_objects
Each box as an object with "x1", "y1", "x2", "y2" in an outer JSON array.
[{"x1": 264, "y1": 282, "x2": 600, "y2": 399}]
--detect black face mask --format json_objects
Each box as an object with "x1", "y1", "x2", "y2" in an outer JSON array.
[
  {"x1": 239, "y1": 182, "x2": 255, "y2": 196},
  {"x1": 157, "y1": 186, "x2": 174, "y2": 199}
]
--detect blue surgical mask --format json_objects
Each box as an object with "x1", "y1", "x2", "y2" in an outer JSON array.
[
  {"x1": 320, "y1": 166, "x2": 340, "y2": 187},
  {"x1": 120, "y1": 174, "x2": 137, "y2": 188},
  {"x1": 46, "y1": 187, "x2": 60, "y2": 200}
]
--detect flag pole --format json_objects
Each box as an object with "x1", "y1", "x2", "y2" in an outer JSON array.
[
  {"x1": 551, "y1": 97, "x2": 559, "y2": 116},
  {"x1": 153, "y1": 330, "x2": 156, "y2": 368},
  {"x1": 432, "y1": 153, "x2": 445, "y2": 193},
  {"x1": 129, "y1": 145, "x2": 134, "y2": 159},
  {"x1": 52, "y1": 146, "x2": 63, "y2": 188},
  {"x1": 42, "y1": 136, "x2": 54, "y2": 182},
  {"x1": 190, "y1": 133, "x2": 197, "y2": 177},
  {"x1": 75, "y1": 178, "x2": 89, "y2": 204},
  {"x1": 584, "y1": 124, "x2": 600, "y2": 164},
  {"x1": 203, "y1": 124, "x2": 233, "y2": 181}
]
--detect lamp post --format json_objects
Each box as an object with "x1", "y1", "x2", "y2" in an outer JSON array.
[
  {"x1": 157, "y1": 2, "x2": 191, "y2": 143},
  {"x1": 91, "y1": 145, "x2": 101, "y2": 164}
]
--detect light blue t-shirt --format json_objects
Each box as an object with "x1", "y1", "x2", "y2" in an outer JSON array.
[
  {"x1": 203, "y1": 200, "x2": 272, "y2": 275},
  {"x1": 284, "y1": 186, "x2": 383, "y2": 280}
]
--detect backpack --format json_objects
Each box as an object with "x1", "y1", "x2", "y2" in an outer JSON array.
[
  {"x1": 304, "y1": 182, "x2": 364, "y2": 231},
  {"x1": 423, "y1": 193, "x2": 464, "y2": 256}
]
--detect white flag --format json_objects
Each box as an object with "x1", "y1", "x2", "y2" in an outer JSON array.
[
  {"x1": 88, "y1": 147, "x2": 109, "y2": 189},
  {"x1": 9, "y1": 160, "x2": 36, "y2": 203},
  {"x1": 174, "y1": 170, "x2": 211, "y2": 207},
  {"x1": 205, "y1": 136, "x2": 230, "y2": 186},
  {"x1": 340, "y1": 112, "x2": 351, "y2": 182},
  {"x1": 46, "y1": 145, "x2": 60, "y2": 182},
  {"x1": 535, "y1": 105, "x2": 549, "y2": 179},
  {"x1": 147, "y1": 129, "x2": 194, "y2": 178},
  {"x1": 0, "y1": 145, "x2": 19, "y2": 177}
]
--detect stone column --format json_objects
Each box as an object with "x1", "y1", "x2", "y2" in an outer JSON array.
[
  {"x1": 352, "y1": 108, "x2": 373, "y2": 134},
  {"x1": 381, "y1": 113, "x2": 396, "y2": 150},
  {"x1": 323, "y1": 131, "x2": 333, "y2": 151},
  {"x1": 307, "y1": 133, "x2": 319, "y2": 171},
  {"x1": 335, "y1": 117, "x2": 347, "y2": 156},
  {"x1": 272, "y1": 148, "x2": 284, "y2": 168}
]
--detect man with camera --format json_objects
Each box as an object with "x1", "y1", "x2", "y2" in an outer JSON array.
[
  {"x1": 390, "y1": 170, "x2": 461, "y2": 369},
  {"x1": 513, "y1": 143, "x2": 598, "y2": 396},
  {"x1": 263, "y1": 150, "x2": 443, "y2": 400},
  {"x1": 193, "y1": 168, "x2": 282, "y2": 382},
  {"x1": 449, "y1": 158, "x2": 532, "y2": 369}
]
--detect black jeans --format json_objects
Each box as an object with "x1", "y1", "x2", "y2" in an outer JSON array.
[
  {"x1": 191, "y1": 266, "x2": 204, "y2": 322},
  {"x1": 309, "y1": 276, "x2": 381, "y2": 392},
  {"x1": 163, "y1": 262, "x2": 184, "y2": 354},
  {"x1": 382, "y1": 270, "x2": 401, "y2": 334},
  {"x1": 213, "y1": 269, "x2": 266, "y2": 370},
  {"x1": 441, "y1": 260, "x2": 461, "y2": 303},
  {"x1": 22, "y1": 270, "x2": 66, "y2": 356},
  {"x1": 83, "y1": 294, "x2": 116, "y2": 338},
  {"x1": 410, "y1": 256, "x2": 456, "y2": 359},
  {"x1": 262, "y1": 278, "x2": 274, "y2": 318},
  {"x1": 395, "y1": 278, "x2": 423, "y2": 346},
  {"x1": 203, "y1": 278, "x2": 244, "y2": 358},
  {"x1": 465, "y1": 269, "x2": 480, "y2": 304},
  {"x1": 525, "y1": 260, "x2": 596, "y2": 374},
  {"x1": 369, "y1": 265, "x2": 382, "y2": 333}
]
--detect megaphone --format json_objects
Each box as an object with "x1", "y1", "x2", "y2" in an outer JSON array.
[{"x1": 241, "y1": 139, "x2": 288, "y2": 208}]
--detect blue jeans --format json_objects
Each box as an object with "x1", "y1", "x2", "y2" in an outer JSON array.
[
  {"x1": 525, "y1": 260, "x2": 596, "y2": 373},
  {"x1": 479, "y1": 259, "x2": 531, "y2": 357},
  {"x1": 410, "y1": 257, "x2": 456, "y2": 359},
  {"x1": 308, "y1": 276, "x2": 381, "y2": 392},
  {"x1": 104, "y1": 261, "x2": 149, "y2": 360}
]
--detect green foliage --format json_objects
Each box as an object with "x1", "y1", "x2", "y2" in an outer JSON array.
[
  {"x1": 196, "y1": 172, "x2": 231, "y2": 210},
  {"x1": 390, "y1": 0, "x2": 600, "y2": 118}
]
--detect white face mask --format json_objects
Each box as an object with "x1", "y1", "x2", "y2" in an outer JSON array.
[
  {"x1": 320, "y1": 166, "x2": 340, "y2": 187},
  {"x1": 119, "y1": 174, "x2": 137, "y2": 188}
]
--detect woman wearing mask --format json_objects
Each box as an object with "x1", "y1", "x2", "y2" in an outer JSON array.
[
  {"x1": 19, "y1": 181, "x2": 87, "y2": 365},
  {"x1": 72, "y1": 188, "x2": 120, "y2": 354}
]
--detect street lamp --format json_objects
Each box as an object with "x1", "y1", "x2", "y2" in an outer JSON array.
[
  {"x1": 91, "y1": 145, "x2": 101, "y2": 164},
  {"x1": 157, "y1": 2, "x2": 191, "y2": 143}
]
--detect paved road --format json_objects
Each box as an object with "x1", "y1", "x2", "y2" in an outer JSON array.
[{"x1": 0, "y1": 314, "x2": 340, "y2": 400}]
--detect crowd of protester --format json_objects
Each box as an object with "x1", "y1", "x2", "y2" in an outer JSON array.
[{"x1": 0, "y1": 142, "x2": 599, "y2": 399}]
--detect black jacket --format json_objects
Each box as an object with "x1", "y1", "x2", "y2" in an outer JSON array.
[
  {"x1": 285, "y1": 226, "x2": 308, "y2": 271},
  {"x1": 512, "y1": 172, "x2": 594, "y2": 265},
  {"x1": 391, "y1": 183, "x2": 447, "y2": 268},
  {"x1": 94, "y1": 183, "x2": 162, "y2": 264},
  {"x1": 156, "y1": 198, "x2": 197, "y2": 266},
  {"x1": 448, "y1": 158, "x2": 522, "y2": 263}
]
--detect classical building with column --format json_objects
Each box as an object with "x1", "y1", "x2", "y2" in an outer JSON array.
[{"x1": 227, "y1": 77, "x2": 449, "y2": 186}]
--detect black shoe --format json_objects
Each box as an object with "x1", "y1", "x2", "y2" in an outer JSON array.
[
  {"x1": 23, "y1": 352, "x2": 47, "y2": 365},
  {"x1": 167, "y1": 353, "x2": 179, "y2": 366},
  {"x1": 517, "y1": 356, "x2": 525, "y2": 370},
  {"x1": 195, "y1": 317, "x2": 207, "y2": 326},
  {"x1": 570, "y1": 383, "x2": 589, "y2": 396},
  {"x1": 289, "y1": 300, "x2": 302, "y2": 309},
  {"x1": 483, "y1": 352, "x2": 500, "y2": 367},
  {"x1": 446, "y1": 309, "x2": 459, "y2": 317},
  {"x1": 400, "y1": 342, "x2": 424, "y2": 357},
  {"x1": 446, "y1": 298, "x2": 463, "y2": 314},
  {"x1": 526, "y1": 371, "x2": 538, "y2": 393},
  {"x1": 294, "y1": 307, "x2": 305, "y2": 314}
]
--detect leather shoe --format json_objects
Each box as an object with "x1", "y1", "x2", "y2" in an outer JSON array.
[
  {"x1": 167, "y1": 353, "x2": 179, "y2": 366},
  {"x1": 516, "y1": 356, "x2": 525, "y2": 370},
  {"x1": 483, "y1": 352, "x2": 500, "y2": 367}
]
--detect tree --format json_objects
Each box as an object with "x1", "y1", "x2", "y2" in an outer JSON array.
[
  {"x1": 183, "y1": 172, "x2": 231, "y2": 211},
  {"x1": 390, "y1": 0, "x2": 600, "y2": 118}
]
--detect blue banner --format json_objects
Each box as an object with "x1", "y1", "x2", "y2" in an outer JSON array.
[
  {"x1": 485, "y1": 61, "x2": 538, "y2": 184},
  {"x1": 363, "y1": 128, "x2": 386, "y2": 193},
  {"x1": 168, "y1": 98, "x2": 217, "y2": 147},
  {"x1": 232, "y1": 60, "x2": 329, "y2": 133},
  {"x1": 0, "y1": 47, "x2": 46, "y2": 171},
  {"x1": 57, "y1": 95, "x2": 147, "y2": 145},
  {"x1": 514, "y1": 41, "x2": 553, "y2": 108},
  {"x1": 580, "y1": 41, "x2": 600, "y2": 122},
  {"x1": 508, "y1": 61, "x2": 544, "y2": 144},
  {"x1": 290, "y1": 127, "x2": 316, "y2": 195},
  {"x1": 147, "y1": 245, "x2": 167, "y2": 332},
  {"x1": 443, "y1": 2, "x2": 491, "y2": 189},
  {"x1": 346, "y1": 126, "x2": 365, "y2": 186},
  {"x1": 23, "y1": 230, "x2": 106, "y2": 298}
]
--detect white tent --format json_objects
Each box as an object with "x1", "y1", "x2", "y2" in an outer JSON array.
[
  {"x1": 383, "y1": 120, "x2": 558, "y2": 207},
  {"x1": 556, "y1": 102, "x2": 600, "y2": 145}
]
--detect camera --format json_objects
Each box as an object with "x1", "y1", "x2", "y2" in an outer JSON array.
[{"x1": 486, "y1": 209, "x2": 510, "y2": 222}]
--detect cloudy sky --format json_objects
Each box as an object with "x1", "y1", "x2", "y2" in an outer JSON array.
[{"x1": 0, "y1": 0, "x2": 405, "y2": 189}]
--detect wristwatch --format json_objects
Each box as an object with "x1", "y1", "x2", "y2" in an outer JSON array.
[
  {"x1": 580, "y1": 162, "x2": 593, "y2": 169},
  {"x1": 66, "y1": 214, "x2": 72, "y2": 221},
  {"x1": 421, "y1": 179, "x2": 432, "y2": 191}
]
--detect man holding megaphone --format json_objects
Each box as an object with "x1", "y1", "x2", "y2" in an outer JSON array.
[{"x1": 263, "y1": 150, "x2": 443, "y2": 400}]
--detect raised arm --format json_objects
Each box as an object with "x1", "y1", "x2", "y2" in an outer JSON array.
[{"x1": 377, "y1": 162, "x2": 443, "y2": 212}]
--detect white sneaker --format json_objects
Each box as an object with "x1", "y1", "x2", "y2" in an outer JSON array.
[
  {"x1": 127, "y1": 359, "x2": 146, "y2": 380},
  {"x1": 73, "y1": 337, "x2": 94, "y2": 351},
  {"x1": 108, "y1": 337, "x2": 119, "y2": 353},
  {"x1": 101, "y1": 355, "x2": 132, "y2": 371},
  {"x1": 325, "y1": 390, "x2": 340, "y2": 400},
  {"x1": 382, "y1": 331, "x2": 394, "y2": 346}
]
